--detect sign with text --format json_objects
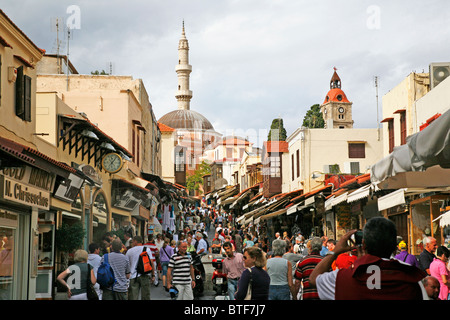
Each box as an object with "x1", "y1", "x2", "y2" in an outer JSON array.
[{"x1": 0, "y1": 175, "x2": 50, "y2": 210}]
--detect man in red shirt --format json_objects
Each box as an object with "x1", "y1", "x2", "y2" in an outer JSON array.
[{"x1": 310, "y1": 217, "x2": 427, "y2": 300}]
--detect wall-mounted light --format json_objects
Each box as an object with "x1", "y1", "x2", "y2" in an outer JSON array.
[
  {"x1": 118, "y1": 151, "x2": 131, "y2": 161},
  {"x1": 100, "y1": 142, "x2": 115, "y2": 151},
  {"x1": 81, "y1": 129, "x2": 99, "y2": 140}
]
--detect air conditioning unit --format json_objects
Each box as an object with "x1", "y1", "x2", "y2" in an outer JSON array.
[
  {"x1": 429, "y1": 62, "x2": 450, "y2": 89},
  {"x1": 113, "y1": 190, "x2": 142, "y2": 211},
  {"x1": 323, "y1": 164, "x2": 340, "y2": 174},
  {"x1": 344, "y1": 161, "x2": 360, "y2": 175}
]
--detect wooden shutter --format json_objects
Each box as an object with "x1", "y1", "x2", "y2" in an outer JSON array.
[
  {"x1": 15, "y1": 66, "x2": 24, "y2": 119},
  {"x1": 24, "y1": 75, "x2": 31, "y2": 121}
]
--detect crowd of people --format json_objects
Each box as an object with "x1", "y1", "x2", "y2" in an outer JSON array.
[{"x1": 56, "y1": 204, "x2": 450, "y2": 301}]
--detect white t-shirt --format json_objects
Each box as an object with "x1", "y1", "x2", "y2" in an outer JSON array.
[{"x1": 125, "y1": 245, "x2": 155, "y2": 279}]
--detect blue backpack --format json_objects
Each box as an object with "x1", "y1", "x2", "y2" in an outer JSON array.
[{"x1": 97, "y1": 253, "x2": 115, "y2": 289}]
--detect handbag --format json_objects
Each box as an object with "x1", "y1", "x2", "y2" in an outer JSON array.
[
  {"x1": 244, "y1": 267, "x2": 253, "y2": 300},
  {"x1": 86, "y1": 264, "x2": 99, "y2": 300}
]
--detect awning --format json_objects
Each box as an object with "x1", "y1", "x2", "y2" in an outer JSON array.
[
  {"x1": 325, "y1": 192, "x2": 348, "y2": 210},
  {"x1": 62, "y1": 211, "x2": 81, "y2": 220},
  {"x1": 260, "y1": 207, "x2": 288, "y2": 221},
  {"x1": 371, "y1": 108, "x2": 450, "y2": 184},
  {"x1": 433, "y1": 210, "x2": 450, "y2": 228},
  {"x1": 324, "y1": 196, "x2": 335, "y2": 211},
  {"x1": 287, "y1": 203, "x2": 301, "y2": 215},
  {"x1": 377, "y1": 189, "x2": 406, "y2": 211},
  {"x1": 347, "y1": 184, "x2": 373, "y2": 203}
]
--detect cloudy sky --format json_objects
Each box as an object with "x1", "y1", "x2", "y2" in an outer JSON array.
[{"x1": 3, "y1": 0, "x2": 450, "y2": 146}]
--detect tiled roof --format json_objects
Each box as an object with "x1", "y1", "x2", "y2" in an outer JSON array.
[
  {"x1": 157, "y1": 122, "x2": 175, "y2": 132},
  {"x1": 264, "y1": 141, "x2": 289, "y2": 153}
]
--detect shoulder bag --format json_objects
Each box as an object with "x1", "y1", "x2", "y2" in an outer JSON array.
[{"x1": 86, "y1": 264, "x2": 99, "y2": 300}]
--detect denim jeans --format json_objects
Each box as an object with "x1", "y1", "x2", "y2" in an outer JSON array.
[
  {"x1": 269, "y1": 285, "x2": 291, "y2": 300},
  {"x1": 228, "y1": 278, "x2": 239, "y2": 300}
]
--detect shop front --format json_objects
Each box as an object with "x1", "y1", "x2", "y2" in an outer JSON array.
[
  {"x1": 0, "y1": 138, "x2": 85, "y2": 300},
  {"x1": 410, "y1": 194, "x2": 449, "y2": 255}
]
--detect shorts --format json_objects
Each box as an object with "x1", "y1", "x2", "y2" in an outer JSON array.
[{"x1": 161, "y1": 261, "x2": 170, "y2": 276}]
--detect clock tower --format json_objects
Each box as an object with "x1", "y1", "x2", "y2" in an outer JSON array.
[{"x1": 320, "y1": 68, "x2": 354, "y2": 129}]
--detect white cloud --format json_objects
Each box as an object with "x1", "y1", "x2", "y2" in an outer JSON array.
[{"x1": 3, "y1": 0, "x2": 450, "y2": 143}]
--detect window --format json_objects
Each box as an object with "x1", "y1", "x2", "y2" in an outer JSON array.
[
  {"x1": 226, "y1": 147, "x2": 233, "y2": 158},
  {"x1": 269, "y1": 156, "x2": 280, "y2": 177},
  {"x1": 400, "y1": 112, "x2": 406, "y2": 145},
  {"x1": 296, "y1": 149, "x2": 300, "y2": 178},
  {"x1": 175, "y1": 149, "x2": 185, "y2": 172},
  {"x1": 388, "y1": 120, "x2": 394, "y2": 153},
  {"x1": 291, "y1": 154, "x2": 294, "y2": 181},
  {"x1": 15, "y1": 66, "x2": 32, "y2": 121},
  {"x1": 348, "y1": 143, "x2": 365, "y2": 158}
]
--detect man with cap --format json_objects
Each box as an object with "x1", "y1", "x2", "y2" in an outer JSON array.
[{"x1": 395, "y1": 241, "x2": 419, "y2": 268}]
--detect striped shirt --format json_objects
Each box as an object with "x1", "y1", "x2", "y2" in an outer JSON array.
[
  {"x1": 294, "y1": 252, "x2": 323, "y2": 300},
  {"x1": 168, "y1": 252, "x2": 193, "y2": 285},
  {"x1": 102, "y1": 252, "x2": 130, "y2": 293}
]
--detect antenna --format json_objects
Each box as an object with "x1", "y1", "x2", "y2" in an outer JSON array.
[
  {"x1": 66, "y1": 27, "x2": 71, "y2": 90},
  {"x1": 374, "y1": 76, "x2": 380, "y2": 140},
  {"x1": 51, "y1": 17, "x2": 63, "y2": 73}
]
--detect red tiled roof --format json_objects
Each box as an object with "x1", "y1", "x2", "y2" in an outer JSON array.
[
  {"x1": 158, "y1": 122, "x2": 175, "y2": 133},
  {"x1": 264, "y1": 141, "x2": 289, "y2": 153},
  {"x1": 0, "y1": 136, "x2": 77, "y2": 174},
  {"x1": 218, "y1": 138, "x2": 251, "y2": 146},
  {"x1": 290, "y1": 184, "x2": 332, "y2": 203}
]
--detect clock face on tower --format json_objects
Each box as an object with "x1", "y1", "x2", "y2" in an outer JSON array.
[
  {"x1": 338, "y1": 107, "x2": 345, "y2": 113},
  {"x1": 102, "y1": 152, "x2": 124, "y2": 173}
]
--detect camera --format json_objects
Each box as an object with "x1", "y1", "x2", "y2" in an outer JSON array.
[
  {"x1": 348, "y1": 230, "x2": 363, "y2": 247},
  {"x1": 353, "y1": 230, "x2": 363, "y2": 246}
]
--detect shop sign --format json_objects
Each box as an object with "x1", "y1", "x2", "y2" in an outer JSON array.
[
  {"x1": 1, "y1": 166, "x2": 55, "y2": 192},
  {"x1": 0, "y1": 175, "x2": 50, "y2": 210}
]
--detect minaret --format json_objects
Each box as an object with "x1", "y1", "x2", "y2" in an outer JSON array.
[{"x1": 175, "y1": 21, "x2": 193, "y2": 110}]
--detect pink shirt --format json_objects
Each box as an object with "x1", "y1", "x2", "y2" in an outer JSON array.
[
  {"x1": 430, "y1": 258, "x2": 449, "y2": 300},
  {"x1": 222, "y1": 252, "x2": 245, "y2": 279}
]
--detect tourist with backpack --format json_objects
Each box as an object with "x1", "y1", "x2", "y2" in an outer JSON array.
[
  {"x1": 126, "y1": 235, "x2": 156, "y2": 300},
  {"x1": 101, "y1": 238, "x2": 130, "y2": 300}
]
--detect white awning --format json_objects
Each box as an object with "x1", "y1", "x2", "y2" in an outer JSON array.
[
  {"x1": 433, "y1": 210, "x2": 450, "y2": 228},
  {"x1": 324, "y1": 196, "x2": 335, "y2": 211},
  {"x1": 287, "y1": 203, "x2": 300, "y2": 215},
  {"x1": 332, "y1": 192, "x2": 348, "y2": 207},
  {"x1": 347, "y1": 185, "x2": 372, "y2": 203},
  {"x1": 62, "y1": 211, "x2": 81, "y2": 220},
  {"x1": 377, "y1": 188, "x2": 406, "y2": 211}
]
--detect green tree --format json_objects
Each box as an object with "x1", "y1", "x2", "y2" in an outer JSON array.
[
  {"x1": 91, "y1": 69, "x2": 108, "y2": 75},
  {"x1": 267, "y1": 118, "x2": 287, "y2": 141},
  {"x1": 55, "y1": 222, "x2": 85, "y2": 270},
  {"x1": 302, "y1": 104, "x2": 325, "y2": 128},
  {"x1": 186, "y1": 161, "x2": 211, "y2": 192}
]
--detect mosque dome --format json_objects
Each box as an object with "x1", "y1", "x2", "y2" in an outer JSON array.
[{"x1": 158, "y1": 109, "x2": 215, "y2": 131}]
